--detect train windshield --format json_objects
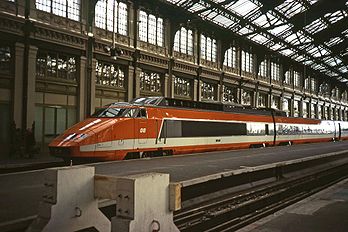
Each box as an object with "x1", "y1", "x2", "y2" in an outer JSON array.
[{"x1": 91, "y1": 107, "x2": 129, "y2": 118}]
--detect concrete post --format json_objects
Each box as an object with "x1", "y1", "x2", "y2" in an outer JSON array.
[
  {"x1": 111, "y1": 173, "x2": 179, "y2": 232},
  {"x1": 14, "y1": 42, "x2": 24, "y2": 129},
  {"x1": 26, "y1": 166, "x2": 110, "y2": 232}
]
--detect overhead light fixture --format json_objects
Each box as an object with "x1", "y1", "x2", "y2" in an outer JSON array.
[{"x1": 110, "y1": 47, "x2": 123, "y2": 60}]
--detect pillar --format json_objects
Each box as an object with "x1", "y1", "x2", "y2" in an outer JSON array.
[
  {"x1": 14, "y1": 42, "x2": 24, "y2": 128},
  {"x1": 197, "y1": 80, "x2": 202, "y2": 101},
  {"x1": 134, "y1": 67, "x2": 141, "y2": 98},
  {"x1": 127, "y1": 66, "x2": 134, "y2": 101},
  {"x1": 164, "y1": 73, "x2": 169, "y2": 97},
  {"x1": 193, "y1": 79, "x2": 198, "y2": 101},
  {"x1": 79, "y1": 56, "x2": 87, "y2": 121},
  {"x1": 89, "y1": 58, "x2": 97, "y2": 115},
  {"x1": 26, "y1": 45, "x2": 38, "y2": 129},
  {"x1": 170, "y1": 75, "x2": 175, "y2": 98}
]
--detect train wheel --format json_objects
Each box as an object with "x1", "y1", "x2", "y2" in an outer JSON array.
[
  {"x1": 124, "y1": 152, "x2": 141, "y2": 160},
  {"x1": 141, "y1": 151, "x2": 151, "y2": 158}
]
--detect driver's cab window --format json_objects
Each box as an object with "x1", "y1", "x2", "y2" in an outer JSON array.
[
  {"x1": 135, "y1": 108, "x2": 147, "y2": 118},
  {"x1": 124, "y1": 108, "x2": 137, "y2": 118}
]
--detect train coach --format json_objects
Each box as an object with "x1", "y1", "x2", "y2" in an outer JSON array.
[{"x1": 49, "y1": 97, "x2": 348, "y2": 161}]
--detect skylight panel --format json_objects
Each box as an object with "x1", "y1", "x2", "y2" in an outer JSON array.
[
  {"x1": 188, "y1": 2, "x2": 206, "y2": 13},
  {"x1": 294, "y1": 55, "x2": 305, "y2": 62},
  {"x1": 324, "y1": 58, "x2": 336, "y2": 67},
  {"x1": 200, "y1": 9, "x2": 217, "y2": 19},
  {"x1": 325, "y1": 70, "x2": 336, "y2": 77},
  {"x1": 303, "y1": 60, "x2": 314, "y2": 66},
  {"x1": 325, "y1": 10, "x2": 347, "y2": 24},
  {"x1": 318, "y1": 46, "x2": 330, "y2": 56},
  {"x1": 238, "y1": 26, "x2": 253, "y2": 35},
  {"x1": 304, "y1": 18, "x2": 327, "y2": 34},
  {"x1": 211, "y1": 0, "x2": 225, "y2": 3},
  {"x1": 342, "y1": 29, "x2": 348, "y2": 38},
  {"x1": 165, "y1": 0, "x2": 185, "y2": 4},
  {"x1": 309, "y1": 0, "x2": 319, "y2": 4},
  {"x1": 213, "y1": 15, "x2": 235, "y2": 27},
  {"x1": 284, "y1": 33, "x2": 297, "y2": 44},
  {"x1": 276, "y1": 0, "x2": 307, "y2": 18},
  {"x1": 311, "y1": 49, "x2": 322, "y2": 58},
  {"x1": 339, "y1": 66, "x2": 348, "y2": 73},
  {"x1": 268, "y1": 24, "x2": 292, "y2": 36},
  {"x1": 270, "y1": 43, "x2": 283, "y2": 51},
  {"x1": 296, "y1": 32, "x2": 312, "y2": 44},
  {"x1": 228, "y1": 0, "x2": 259, "y2": 17},
  {"x1": 248, "y1": 33, "x2": 269, "y2": 44},
  {"x1": 325, "y1": 37, "x2": 344, "y2": 47},
  {"x1": 279, "y1": 48, "x2": 294, "y2": 56},
  {"x1": 254, "y1": 14, "x2": 268, "y2": 27}
]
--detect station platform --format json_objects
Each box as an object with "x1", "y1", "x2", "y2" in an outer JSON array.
[
  {"x1": 0, "y1": 157, "x2": 63, "y2": 174},
  {"x1": 238, "y1": 177, "x2": 348, "y2": 232},
  {"x1": 1, "y1": 140, "x2": 348, "y2": 228}
]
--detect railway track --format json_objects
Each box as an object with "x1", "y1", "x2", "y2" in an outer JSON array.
[{"x1": 174, "y1": 160, "x2": 348, "y2": 232}]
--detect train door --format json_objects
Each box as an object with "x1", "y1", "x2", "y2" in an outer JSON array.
[
  {"x1": 156, "y1": 118, "x2": 165, "y2": 145},
  {"x1": 136, "y1": 108, "x2": 148, "y2": 144}
]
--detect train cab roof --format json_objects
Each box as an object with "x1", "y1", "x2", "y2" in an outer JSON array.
[{"x1": 129, "y1": 97, "x2": 287, "y2": 117}]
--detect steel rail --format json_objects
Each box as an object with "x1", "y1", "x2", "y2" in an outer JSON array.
[{"x1": 174, "y1": 159, "x2": 348, "y2": 231}]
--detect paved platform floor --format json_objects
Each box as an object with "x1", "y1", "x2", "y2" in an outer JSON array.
[
  {"x1": 238, "y1": 178, "x2": 348, "y2": 232},
  {"x1": 1, "y1": 141, "x2": 348, "y2": 225}
]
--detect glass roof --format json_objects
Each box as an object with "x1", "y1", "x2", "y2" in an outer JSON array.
[{"x1": 163, "y1": 0, "x2": 348, "y2": 82}]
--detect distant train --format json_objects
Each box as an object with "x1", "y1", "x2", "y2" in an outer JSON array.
[{"x1": 49, "y1": 97, "x2": 348, "y2": 161}]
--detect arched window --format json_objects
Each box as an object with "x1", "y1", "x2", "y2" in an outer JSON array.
[
  {"x1": 200, "y1": 34, "x2": 216, "y2": 62},
  {"x1": 138, "y1": 11, "x2": 164, "y2": 46},
  {"x1": 95, "y1": 0, "x2": 128, "y2": 35},
  {"x1": 223, "y1": 47, "x2": 237, "y2": 68},
  {"x1": 174, "y1": 27, "x2": 193, "y2": 55},
  {"x1": 36, "y1": 0, "x2": 80, "y2": 21}
]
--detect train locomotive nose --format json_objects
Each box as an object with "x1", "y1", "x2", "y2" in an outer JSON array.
[{"x1": 49, "y1": 131, "x2": 95, "y2": 161}]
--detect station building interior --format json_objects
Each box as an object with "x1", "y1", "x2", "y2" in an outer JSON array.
[{"x1": 1, "y1": 0, "x2": 348, "y2": 159}]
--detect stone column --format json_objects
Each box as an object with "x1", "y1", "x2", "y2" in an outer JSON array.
[
  {"x1": 134, "y1": 67, "x2": 142, "y2": 98},
  {"x1": 14, "y1": 42, "x2": 24, "y2": 129},
  {"x1": 217, "y1": 84, "x2": 221, "y2": 102},
  {"x1": 79, "y1": 56, "x2": 87, "y2": 121},
  {"x1": 290, "y1": 96, "x2": 294, "y2": 117},
  {"x1": 89, "y1": 58, "x2": 97, "y2": 115},
  {"x1": 127, "y1": 66, "x2": 134, "y2": 101},
  {"x1": 26, "y1": 45, "x2": 38, "y2": 129},
  {"x1": 198, "y1": 80, "x2": 202, "y2": 101},
  {"x1": 193, "y1": 79, "x2": 198, "y2": 101},
  {"x1": 170, "y1": 75, "x2": 175, "y2": 98},
  {"x1": 164, "y1": 74, "x2": 169, "y2": 97}
]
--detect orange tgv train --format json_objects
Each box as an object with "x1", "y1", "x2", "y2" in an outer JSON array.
[{"x1": 49, "y1": 97, "x2": 348, "y2": 161}]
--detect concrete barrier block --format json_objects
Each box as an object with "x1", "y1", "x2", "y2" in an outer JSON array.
[
  {"x1": 95, "y1": 175, "x2": 119, "y2": 199},
  {"x1": 169, "y1": 182, "x2": 182, "y2": 211},
  {"x1": 26, "y1": 166, "x2": 111, "y2": 232},
  {"x1": 112, "y1": 173, "x2": 179, "y2": 232}
]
